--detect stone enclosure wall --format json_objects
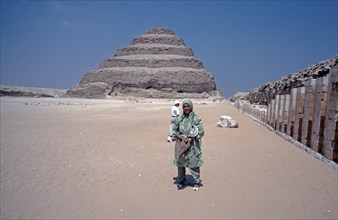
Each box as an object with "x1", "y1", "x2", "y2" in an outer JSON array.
[{"x1": 235, "y1": 65, "x2": 338, "y2": 164}]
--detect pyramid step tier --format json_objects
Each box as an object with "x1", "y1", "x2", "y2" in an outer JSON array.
[
  {"x1": 116, "y1": 44, "x2": 194, "y2": 56},
  {"x1": 80, "y1": 67, "x2": 216, "y2": 93},
  {"x1": 130, "y1": 35, "x2": 185, "y2": 46},
  {"x1": 99, "y1": 55, "x2": 204, "y2": 69},
  {"x1": 65, "y1": 82, "x2": 218, "y2": 99},
  {"x1": 144, "y1": 28, "x2": 175, "y2": 35}
]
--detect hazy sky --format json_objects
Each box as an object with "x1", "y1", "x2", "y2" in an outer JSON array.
[{"x1": 1, "y1": 0, "x2": 337, "y2": 97}]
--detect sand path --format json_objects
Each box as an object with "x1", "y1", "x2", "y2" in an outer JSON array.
[{"x1": 1, "y1": 97, "x2": 337, "y2": 219}]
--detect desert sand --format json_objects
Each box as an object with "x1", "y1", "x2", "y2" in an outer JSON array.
[{"x1": 1, "y1": 97, "x2": 337, "y2": 219}]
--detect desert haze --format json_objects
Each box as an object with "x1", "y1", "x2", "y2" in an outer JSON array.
[{"x1": 1, "y1": 96, "x2": 337, "y2": 219}]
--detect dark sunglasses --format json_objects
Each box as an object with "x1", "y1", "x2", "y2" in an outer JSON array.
[{"x1": 183, "y1": 105, "x2": 191, "y2": 108}]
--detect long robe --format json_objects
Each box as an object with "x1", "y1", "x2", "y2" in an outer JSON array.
[{"x1": 172, "y1": 110, "x2": 204, "y2": 168}]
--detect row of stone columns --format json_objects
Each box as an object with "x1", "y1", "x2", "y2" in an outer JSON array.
[
  {"x1": 266, "y1": 66, "x2": 338, "y2": 161},
  {"x1": 233, "y1": 100, "x2": 267, "y2": 123}
]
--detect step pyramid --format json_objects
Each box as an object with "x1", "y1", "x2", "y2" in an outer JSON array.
[{"x1": 65, "y1": 28, "x2": 221, "y2": 99}]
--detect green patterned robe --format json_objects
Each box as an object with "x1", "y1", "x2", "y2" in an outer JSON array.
[{"x1": 172, "y1": 100, "x2": 204, "y2": 168}]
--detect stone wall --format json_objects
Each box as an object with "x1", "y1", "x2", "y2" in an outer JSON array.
[
  {"x1": 246, "y1": 55, "x2": 338, "y2": 105},
  {"x1": 234, "y1": 66, "x2": 338, "y2": 166}
]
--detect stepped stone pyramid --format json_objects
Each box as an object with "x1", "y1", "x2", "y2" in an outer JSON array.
[{"x1": 65, "y1": 28, "x2": 221, "y2": 99}]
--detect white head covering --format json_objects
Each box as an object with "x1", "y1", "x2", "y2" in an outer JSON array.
[{"x1": 174, "y1": 100, "x2": 180, "y2": 105}]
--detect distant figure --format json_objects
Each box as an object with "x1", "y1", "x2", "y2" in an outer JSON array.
[
  {"x1": 172, "y1": 99, "x2": 204, "y2": 191},
  {"x1": 167, "y1": 100, "x2": 180, "y2": 142}
]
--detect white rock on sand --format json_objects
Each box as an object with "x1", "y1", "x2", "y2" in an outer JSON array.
[
  {"x1": 1, "y1": 96, "x2": 337, "y2": 219},
  {"x1": 216, "y1": 115, "x2": 239, "y2": 128}
]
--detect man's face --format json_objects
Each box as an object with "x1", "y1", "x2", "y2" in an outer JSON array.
[{"x1": 183, "y1": 104, "x2": 191, "y2": 115}]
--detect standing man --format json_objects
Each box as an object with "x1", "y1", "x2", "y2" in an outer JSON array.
[
  {"x1": 172, "y1": 99, "x2": 204, "y2": 191},
  {"x1": 167, "y1": 100, "x2": 180, "y2": 142}
]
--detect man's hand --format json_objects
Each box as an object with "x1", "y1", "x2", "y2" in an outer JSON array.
[{"x1": 176, "y1": 135, "x2": 184, "y2": 141}]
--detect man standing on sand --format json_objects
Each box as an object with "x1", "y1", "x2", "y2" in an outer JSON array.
[
  {"x1": 172, "y1": 99, "x2": 204, "y2": 191},
  {"x1": 167, "y1": 100, "x2": 180, "y2": 142}
]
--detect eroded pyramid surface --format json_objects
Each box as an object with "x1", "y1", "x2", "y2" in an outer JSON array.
[{"x1": 65, "y1": 28, "x2": 220, "y2": 99}]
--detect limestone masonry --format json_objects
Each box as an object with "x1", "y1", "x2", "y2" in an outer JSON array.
[
  {"x1": 244, "y1": 55, "x2": 338, "y2": 105},
  {"x1": 65, "y1": 28, "x2": 221, "y2": 99}
]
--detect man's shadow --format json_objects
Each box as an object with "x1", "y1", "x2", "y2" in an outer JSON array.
[{"x1": 173, "y1": 175, "x2": 203, "y2": 190}]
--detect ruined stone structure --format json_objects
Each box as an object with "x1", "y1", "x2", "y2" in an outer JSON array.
[
  {"x1": 65, "y1": 28, "x2": 221, "y2": 99},
  {"x1": 245, "y1": 55, "x2": 338, "y2": 105}
]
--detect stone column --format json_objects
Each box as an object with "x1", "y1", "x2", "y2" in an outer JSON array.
[
  {"x1": 282, "y1": 95, "x2": 290, "y2": 133},
  {"x1": 286, "y1": 88, "x2": 297, "y2": 137},
  {"x1": 269, "y1": 99, "x2": 276, "y2": 127},
  {"x1": 311, "y1": 76, "x2": 328, "y2": 152},
  {"x1": 301, "y1": 79, "x2": 316, "y2": 146},
  {"x1": 293, "y1": 87, "x2": 306, "y2": 142},
  {"x1": 323, "y1": 66, "x2": 338, "y2": 161},
  {"x1": 274, "y1": 95, "x2": 281, "y2": 130}
]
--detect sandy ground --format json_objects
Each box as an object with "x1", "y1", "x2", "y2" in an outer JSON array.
[{"x1": 1, "y1": 97, "x2": 337, "y2": 220}]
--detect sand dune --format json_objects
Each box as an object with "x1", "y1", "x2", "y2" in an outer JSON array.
[{"x1": 1, "y1": 97, "x2": 337, "y2": 219}]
